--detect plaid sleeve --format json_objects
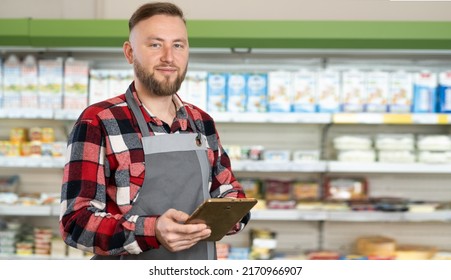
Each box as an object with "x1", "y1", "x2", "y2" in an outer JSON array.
[{"x1": 59, "y1": 104, "x2": 159, "y2": 256}]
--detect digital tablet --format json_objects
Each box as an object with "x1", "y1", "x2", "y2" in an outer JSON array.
[{"x1": 185, "y1": 197, "x2": 257, "y2": 241}]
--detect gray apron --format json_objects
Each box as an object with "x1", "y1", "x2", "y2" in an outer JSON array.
[{"x1": 93, "y1": 88, "x2": 215, "y2": 260}]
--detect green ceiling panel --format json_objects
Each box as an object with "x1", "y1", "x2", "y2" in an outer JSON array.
[{"x1": 0, "y1": 19, "x2": 450, "y2": 50}]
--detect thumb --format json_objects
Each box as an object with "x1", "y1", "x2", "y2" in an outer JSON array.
[{"x1": 167, "y1": 208, "x2": 190, "y2": 223}]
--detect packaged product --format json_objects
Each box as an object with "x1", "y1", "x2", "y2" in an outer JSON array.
[
  {"x1": 388, "y1": 71, "x2": 413, "y2": 113},
  {"x1": 324, "y1": 177, "x2": 368, "y2": 201},
  {"x1": 267, "y1": 70, "x2": 292, "y2": 112},
  {"x1": 292, "y1": 150, "x2": 320, "y2": 162},
  {"x1": 365, "y1": 71, "x2": 389, "y2": 112},
  {"x1": 355, "y1": 236, "x2": 396, "y2": 258},
  {"x1": 10, "y1": 128, "x2": 27, "y2": 142},
  {"x1": 333, "y1": 135, "x2": 373, "y2": 150},
  {"x1": 292, "y1": 70, "x2": 318, "y2": 112},
  {"x1": 183, "y1": 70, "x2": 208, "y2": 111},
  {"x1": 340, "y1": 70, "x2": 366, "y2": 112},
  {"x1": 2, "y1": 55, "x2": 22, "y2": 108},
  {"x1": 88, "y1": 69, "x2": 110, "y2": 105},
  {"x1": 292, "y1": 181, "x2": 319, "y2": 201},
  {"x1": 226, "y1": 73, "x2": 247, "y2": 112},
  {"x1": 249, "y1": 229, "x2": 277, "y2": 260},
  {"x1": 207, "y1": 72, "x2": 227, "y2": 112},
  {"x1": 417, "y1": 135, "x2": 451, "y2": 151},
  {"x1": 108, "y1": 69, "x2": 133, "y2": 100},
  {"x1": 412, "y1": 70, "x2": 438, "y2": 113},
  {"x1": 63, "y1": 58, "x2": 89, "y2": 110},
  {"x1": 317, "y1": 70, "x2": 340, "y2": 112},
  {"x1": 437, "y1": 70, "x2": 451, "y2": 113},
  {"x1": 375, "y1": 133, "x2": 415, "y2": 151},
  {"x1": 246, "y1": 73, "x2": 268, "y2": 113},
  {"x1": 20, "y1": 55, "x2": 39, "y2": 108},
  {"x1": 38, "y1": 58, "x2": 64, "y2": 110}
]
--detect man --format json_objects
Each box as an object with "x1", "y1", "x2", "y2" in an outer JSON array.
[{"x1": 59, "y1": 2, "x2": 249, "y2": 260}]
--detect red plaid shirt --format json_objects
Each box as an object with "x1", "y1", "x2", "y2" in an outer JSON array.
[{"x1": 60, "y1": 82, "x2": 247, "y2": 256}]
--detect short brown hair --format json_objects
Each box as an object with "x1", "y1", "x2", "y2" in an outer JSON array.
[{"x1": 128, "y1": 2, "x2": 186, "y2": 32}]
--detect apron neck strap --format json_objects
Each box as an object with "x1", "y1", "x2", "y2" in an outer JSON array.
[{"x1": 125, "y1": 84, "x2": 200, "y2": 136}]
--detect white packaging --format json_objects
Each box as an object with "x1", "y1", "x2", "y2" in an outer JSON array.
[
  {"x1": 366, "y1": 71, "x2": 389, "y2": 112},
  {"x1": 388, "y1": 71, "x2": 413, "y2": 113},
  {"x1": 246, "y1": 73, "x2": 268, "y2": 113},
  {"x1": 88, "y1": 69, "x2": 110, "y2": 105},
  {"x1": 108, "y1": 69, "x2": 133, "y2": 98},
  {"x1": 183, "y1": 71, "x2": 207, "y2": 111},
  {"x1": 317, "y1": 70, "x2": 340, "y2": 112},
  {"x1": 267, "y1": 71, "x2": 292, "y2": 112},
  {"x1": 292, "y1": 70, "x2": 317, "y2": 112},
  {"x1": 341, "y1": 70, "x2": 366, "y2": 112},
  {"x1": 226, "y1": 73, "x2": 247, "y2": 112},
  {"x1": 20, "y1": 55, "x2": 39, "y2": 109},
  {"x1": 38, "y1": 58, "x2": 64, "y2": 109},
  {"x1": 63, "y1": 58, "x2": 89, "y2": 110},
  {"x1": 375, "y1": 134, "x2": 415, "y2": 151},
  {"x1": 3, "y1": 55, "x2": 22, "y2": 108},
  {"x1": 207, "y1": 72, "x2": 227, "y2": 112}
]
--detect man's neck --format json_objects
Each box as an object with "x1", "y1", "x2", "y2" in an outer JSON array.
[{"x1": 135, "y1": 83, "x2": 177, "y2": 126}]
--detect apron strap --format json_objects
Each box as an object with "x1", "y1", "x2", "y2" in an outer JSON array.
[{"x1": 125, "y1": 86, "x2": 151, "y2": 138}]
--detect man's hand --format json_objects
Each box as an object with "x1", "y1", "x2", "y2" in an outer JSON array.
[{"x1": 155, "y1": 208, "x2": 211, "y2": 252}]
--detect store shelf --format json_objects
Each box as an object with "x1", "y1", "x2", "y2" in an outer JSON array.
[
  {"x1": 333, "y1": 113, "x2": 451, "y2": 125},
  {"x1": 0, "y1": 108, "x2": 82, "y2": 120},
  {"x1": 0, "y1": 205, "x2": 53, "y2": 216},
  {"x1": 211, "y1": 112, "x2": 331, "y2": 124},
  {"x1": 232, "y1": 160, "x2": 327, "y2": 172},
  {"x1": 251, "y1": 209, "x2": 451, "y2": 222},
  {"x1": 328, "y1": 161, "x2": 451, "y2": 174},
  {"x1": 0, "y1": 156, "x2": 65, "y2": 168}
]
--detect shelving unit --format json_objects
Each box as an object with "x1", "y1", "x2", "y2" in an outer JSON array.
[{"x1": 1, "y1": 18, "x2": 451, "y2": 258}]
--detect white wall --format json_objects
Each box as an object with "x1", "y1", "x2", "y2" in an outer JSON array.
[{"x1": 1, "y1": 0, "x2": 451, "y2": 21}]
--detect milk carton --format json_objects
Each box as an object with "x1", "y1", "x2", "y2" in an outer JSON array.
[
  {"x1": 181, "y1": 71, "x2": 207, "y2": 111},
  {"x1": 246, "y1": 73, "x2": 268, "y2": 113},
  {"x1": 38, "y1": 58, "x2": 64, "y2": 109},
  {"x1": 108, "y1": 69, "x2": 133, "y2": 97},
  {"x1": 317, "y1": 70, "x2": 340, "y2": 112},
  {"x1": 388, "y1": 71, "x2": 413, "y2": 113},
  {"x1": 340, "y1": 70, "x2": 365, "y2": 112},
  {"x1": 412, "y1": 71, "x2": 438, "y2": 113},
  {"x1": 292, "y1": 70, "x2": 317, "y2": 113},
  {"x1": 438, "y1": 70, "x2": 451, "y2": 113},
  {"x1": 207, "y1": 72, "x2": 227, "y2": 112},
  {"x1": 20, "y1": 55, "x2": 39, "y2": 108},
  {"x1": 63, "y1": 58, "x2": 89, "y2": 110},
  {"x1": 88, "y1": 69, "x2": 110, "y2": 105},
  {"x1": 3, "y1": 55, "x2": 22, "y2": 108},
  {"x1": 267, "y1": 71, "x2": 292, "y2": 112},
  {"x1": 366, "y1": 71, "x2": 389, "y2": 112},
  {"x1": 226, "y1": 73, "x2": 247, "y2": 113}
]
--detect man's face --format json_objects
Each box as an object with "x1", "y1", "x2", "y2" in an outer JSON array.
[{"x1": 127, "y1": 14, "x2": 189, "y2": 96}]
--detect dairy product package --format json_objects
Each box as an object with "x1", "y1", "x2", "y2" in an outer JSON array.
[
  {"x1": 366, "y1": 71, "x2": 389, "y2": 112},
  {"x1": 226, "y1": 73, "x2": 247, "y2": 112},
  {"x1": 437, "y1": 70, "x2": 451, "y2": 113},
  {"x1": 20, "y1": 55, "x2": 39, "y2": 108},
  {"x1": 0, "y1": 57, "x2": 2, "y2": 108},
  {"x1": 88, "y1": 69, "x2": 110, "y2": 105},
  {"x1": 340, "y1": 70, "x2": 366, "y2": 112},
  {"x1": 108, "y1": 69, "x2": 133, "y2": 98},
  {"x1": 207, "y1": 72, "x2": 227, "y2": 112},
  {"x1": 412, "y1": 71, "x2": 438, "y2": 113},
  {"x1": 388, "y1": 71, "x2": 413, "y2": 113},
  {"x1": 3, "y1": 55, "x2": 22, "y2": 108},
  {"x1": 246, "y1": 73, "x2": 268, "y2": 113},
  {"x1": 317, "y1": 70, "x2": 340, "y2": 112},
  {"x1": 267, "y1": 71, "x2": 292, "y2": 112},
  {"x1": 183, "y1": 71, "x2": 207, "y2": 111},
  {"x1": 292, "y1": 70, "x2": 318, "y2": 112},
  {"x1": 63, "y1": 58, "x2": 89, "y2": 110},
  {"x1": 38, "y1": 58, "x2": 64, "y2": 109}
]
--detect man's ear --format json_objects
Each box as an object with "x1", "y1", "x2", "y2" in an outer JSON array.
[{"x1": 123, "y1": 41, "x2": 134, "y2": 64}]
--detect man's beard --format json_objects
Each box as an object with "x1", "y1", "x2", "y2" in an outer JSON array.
[{"x1": 134, "y1": 59, "x2": 187, "y2": 97}]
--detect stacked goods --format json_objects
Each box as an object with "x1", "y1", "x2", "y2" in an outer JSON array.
[
  {"x1": 355, "y1": 236, "x2": 396, "y2": 259},
  {"x1": 33, "y1": 228, "x2": 53, "y2": 256}
]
